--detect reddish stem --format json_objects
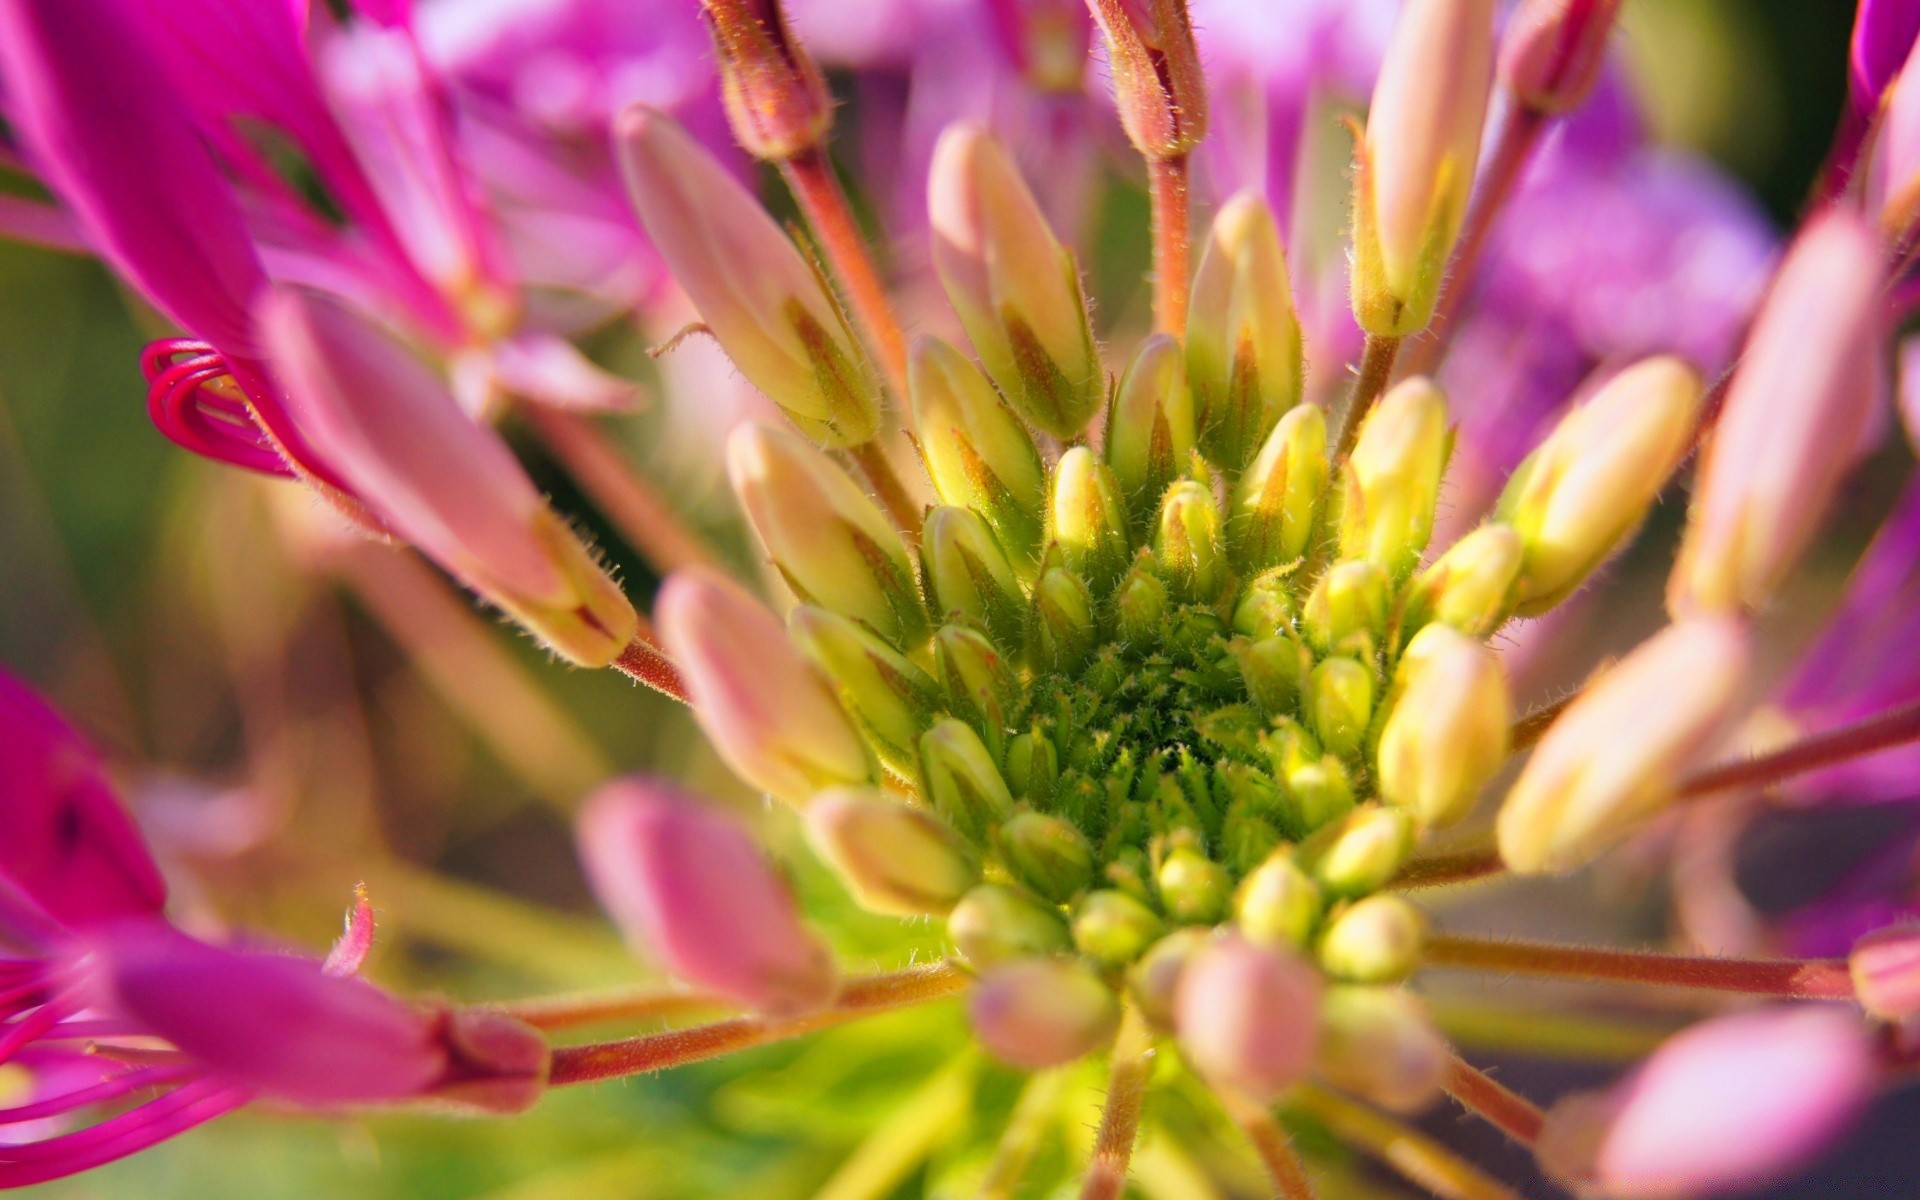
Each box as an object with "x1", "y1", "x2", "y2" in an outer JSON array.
[
  {"x1": 1392, "y1": 844, "x2": 1504, "y2": 890},
  {"x1": 490, "y1": 986, "x2": 729, "y2": 1032},
  {"x1": 612, "y1": 637, "x2": 689, "y2": 704},
  {"x1": 1078, "y1": 1006, "x2": 1155, "y2": 1200},
  {"x1": 1678, "y1": 698, "x2": 1920, "y2": 801},
  {"x1": 1441, "y1": 1053, "x2": 1544, "y2": 1148},
  {"x1": 1148, "y1": 154, "x2": 1192, "y2": 336},
  {"x1": 781, "y1": 146, "x2": 910, "y2": 396},
  {"x1": 1423, "y1": 934, "x2": 1854, "y2": 998},
  {"x1": 1332, "y1": 333, "x2": 1404, "y2": 462}
]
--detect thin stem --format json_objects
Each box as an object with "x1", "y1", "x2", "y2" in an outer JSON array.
[
  {"x1": 611, "y1": 637, "x2": 689, "y2": 703},
  {"x1": 1398, "y1": 106, "x2": 1548, "y2": 378},
  {"x1": 1440, "y1": 1053, "x2": 1543, "y2": 1148},
  {"x1": 1219, "y1": 1090, "x2": 1317, "y2": 1200},
  {"x1": 848, "y1": 440, "x2": 925, "y2": 538},
  {"x1": 1431, "y1": 1000, "x2": 1675, "y2": 1063},
  {"x1": 1294, "y1": 1084, "x2": 1522, "y2": 1200},
  {"x1": 1422, "y1": 934, "x2": 1853, "y2": 998},
  {"x1": 1148, "y1": 154, "x2": 1192, "y2": 336},
  {"x1": 977, "y1": 1070, "x2": 1069, "y2": 1200},
  {"x1": 781, "y1": 146, "x2": 909, "y2": 395},
  {"x1": 1510, "y1": 692, "x2": 1576, "y2": 753},
  {"x1": 547, "y1": 962, "x2": 967, "y2": 1086},
  {"x1": 1392, "y1": 842, "x2": 1504, "y2": 890},
  {"x1": 1677, "y1": 698, "x2": 1920, "y2": 801},
  {"x1": 1332, "y1": 333, "x2": 1403, "y2": 462},
  {"x1": 488, "y1": 986, "x2": 730, "y2": 1032},
  {"x1": 1078, "y1": 1004, "x2": 1155, "y2": 1200},
  {"x1": 522, "y1": 408, "x2": 724, "y2": 576}
]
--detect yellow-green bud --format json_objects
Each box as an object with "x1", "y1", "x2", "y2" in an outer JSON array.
[
  {"x1": 1313, "y1": 804, "x2": 1415, "y2": 897},
  {"x1": 1235, "y1": 852, "x2": 1323, "y2": 948},
  {"x1": 1235, "y1": 634, "x2": 1310, "y2": 719},
  {"x1": 923, "y1": 506, "x2": 1027, "y2": 652},
  {"x1": 921, "y1": 718, "x2": 1015, "y2": 842},
  {"x1": 1188, "y1": 193, "x2": 1306, "y2": 471},
  {"x1": 1232, "y1": 404, "x2": 1329, "y2": 573},
  {"x1": 1316, "y1": 986, "x2": 1449, "y2": 1113},
  {"x1": 805, "y1": 788, "x2": 979, "y2": 916},
  {"x1": 909, "y1": 336, "x2": 1047, "y2": 566},
  {"x1": 1107, "y1": 334, "x2": 1196, "y2": 526},
  {"x1": 1029, "y1": 567, "x2": 1096, "y2": 672},
  {"x1": 1073, "y1": 889, "x2": 1166, "y2": 966},
  {"x1": 1116, "y1": 562, "x2": 1170, "y2": 644},
  {"x1": 1157, "y1": 842, "x2": 1232, "y2": 924},
  {"x1": 1308, "y1": 656, "x2": 1375, "y2": 760},
  {"x1": 949, "y1": 882, "x2": 1071, "y2": 967},
  {"x1": 1233, "y1": 568, "x2": 1298, "y2": 638},
  {"x1": 1318, "y1": 894, "x2": 1427, "y2": 983},
  {"x1": 929, "y1": 123, "x2": 1103, "y2": 439},
  {"x1": 970, "y1": 958, "x2": 1120, "y2": 1069},
  {"x1": 998, "y1": 810, "x2": 1096, "y2": 902},
  {"x1": 1377, "y1": 624, "x2": 1511, "y2": 829},
  {"x1": 1155, "y1": 481, "x2": 1228, "y2": 604},
  {"x1": 1051, "y1": 448, "x2": 1132, "y2": 596},
  {"x1": 935, "y1": 624, "x2": 1021, "y2": 758},
  {"x1": 1288, "y1": 754, "x2": 1356, "y2": 830},
  {"x1": 1128, "y1": 928, "x2": 1211, "y2": 1029},
  {"x1": 1337, "y1": 376, "x2": 1450, "y2": 578},
  {"x1": 791, "y1": 606, "x2": 939, "y2": 778},
  {"x1": 1403, "y1": 523, "x2": 1523, "y2": 641},
  {"x1": 1005, "y1": 729, "x2": 1060, "y2": 802},
  {"x1": 729, "y1": 423, "x2": 925, "y2": 643},
  {"x1": 1303, "y1": 560, "x2": 1390, "y2": 656},
  {"x1": 1498, "y1": 355, "x2": 1703, "y2": 615}
]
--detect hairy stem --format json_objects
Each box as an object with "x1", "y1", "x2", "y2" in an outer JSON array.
[
  {"x1": 1678, "y1": 698, "x2": 1920, "y2": 801},
  {"x1": 1078, "y1": 1005, "x2": 1155, "y2": 1200},
  {"x1": 1393, "y1": 842, "x2": 1504, "y2": 890},
  {"x1": 1510, "y1": 692, "x2": 1576, "y2": 753},
  {"x1": 781, "y1": 147, "x2": 910, "y2": 396},
  {"x1": 1422, "y1": 934, "x2": 1853, "y2": 998},
  {"x1": 611, "y1": 637, "x2": 689, "y2": 703},
  {"x1": 1148, "y1": 154, "x2": 1192, "y2": 336},
  {"x1": 1293, "y1": 1084, "x2": 1522, "y2": 1200},
  {"x1": 848, "y1": 440, "x2": 925, "y2": 538},
  {"x1": 547, "y1": 962, "x2": 967, "y2": 1086},
  {"x1": 1333, "y1": 333, "x2": 1404, "y2": 462},
  {"x1": 1219, "y1": 1090, "x2": 1317, "y2": 1200},
  {"x1": 523, "y1": 408, "x2": 724, "y2": 576},
  {"x1": 977, "y1": 1070, "x2": 1069, "y2": 1200},
  {"x1": 1441, "y1": 1053, "x2": 1544, "y2": 1148},
  {"x1": 489, "y1": 986, "x2": 730, "y2": 1032}
]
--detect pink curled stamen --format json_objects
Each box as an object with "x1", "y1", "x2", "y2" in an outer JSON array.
[
  {"x1": 140, "y1": 339, "x2": 296, "y2": 479},
  {"x1": 0, "y1": 1078, "x2": 252, "y2": 1188}
]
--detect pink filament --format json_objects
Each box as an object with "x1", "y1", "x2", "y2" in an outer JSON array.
[
  {"x1": 0, "y1": 1078, "x2": 251, "y2": 1187},
  {"x1": 0, "y1": 1065, "x2": 192, "y2": 1125},
  {"x1": 140, "y1": 339, "x2": 296, "y2": 478}
]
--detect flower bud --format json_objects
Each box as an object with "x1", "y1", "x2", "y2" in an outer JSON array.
[
  {"x1": 1669, "y1": 213, "x2": 1886, "y2": 617},
  {"x1": 1499, "y1": 356, "x2": 1701, "y2": 615},
  {"x1": 1498, "y1": 616, "x2": 1751, "y2": 874},
  {"x1": 1155, "y1": 481, "x2": 1228, "y2": 604},
  {"x1": 1231, "y1": 405, "x2": 1329, "y2": 573},
  {"x1": 1404, "y1": 524, "x2": 1523, "y2": 640},
  {"x1": 729, "y1": 423, "x2": 926, "y2": 644},
  {"x1": 1235, "y1": 852, "x2": 1323, "y2": 948},
  {"x1": 701, "y1": 0, "x2": 832, "y2": 160},
  {"x1": 1312, "y1": 805, "x2": 1415, "y2": 897},
  {"x1": 1107, "y1": 335, "x2": 1197, "y2": 522},
  {"x1": 1337, "y1": 377, "x2": 1450, "y2": 578},
  {"x1": 909, "y1": 337, "x2": 1047, "y2": 566},
  {"x1": 1188, "y1": 193, "x2": 1306, "y2": 471},
  {"x1": 432, "y1": 1008, "x2": 553, "y2": 1115},
  {"x1": 1288, "y1": 753, "x2": 1357, "y2": 831},
  {"x1": 1029, "y1": 568, "x2": 1097, "y2": 672},
  {"x1": 618, "y1": 108, "x2": 879, "y2": 445},
  {"x1": 804, "y1": 788, "x2": 979, "y2": 917},
  {"x1": 930, "y1": 123, "x2": 1102, "y2": 438},
  {"x1": 1116, "y1": 563, "x2": 1171, "y2": 643},
  {"x1": 1084, "y1": 0, "x2": 1207, "y2": 159},
  {"x1": 924, "y1": 506, "x2": 1027, "y2": 650},
  {"x1": 1073, "y1": 889, "x2": 1166, "y2": 966},
  {"x1": 1315, "y1": 987, "x2": 1448, "y2": 1113},
  {"x1": 921, "y1": 718, "x2": 1015, "y2": 842},
  {"x1": 1307, "y1": 657, "x2": 1375, "y2": 760},
  {"x1": 1501, "y1": 0, "x2": 1623, "y2": 115},
  {"x1": 1235, "y1": 635, "x2": 1310, "y2": 718},
  {"x1": 949, "y1": 882, "x2": 1071, "y2": 966},
  {"x1": 970, "y1": 958, "x2": 1120, "y2": 1069},
  {"x1": 1128, "y1": 927, "x2": 1210, "y2": 1028},
  {"x1": 1232, "y1": 569, "x2": 1298, "y2": 638},
  {"x1": 1849, "y1": 924, "x2": 1920, "y2": 1020},
  {"x1": 935, "y1": 623, "x2": 1022, "y2": 755},
  {"x1": 1377, "y1": 625, "x2": 1511, "y2": 829},
  {"x1": 1157, "y1": 843, "x2": 1232, "y2": 924},
  {"x1": 998, "y1": 810, "x2": 1096, "y2": 902},
  {"x1": 1175, "y1": 936, "x2": 1322, "y2": 1101},
  {"x1": 659, "y1": 568, "x2": 875, "y2": 803},
  {"x1": 790, "y1": 607, "x2": 940, "y2": 778},
  {"x1": 1303, "y1": 560, "x2": 1390, "y2": 655},
  {"x1": 578, "y1": 779, "x2": 837, "y2": 1015},
  {"x1": 1318, "y1": 895, "x2": 1426, "y2": 983},
  {"x1": 1351, "y1": 0, "x2": 1497, "y2": 336},
  {"x1": 1051, "y1": 447, "x2": 1133, "y2": 597},
  {"x1": 1006, "y1": 729, "x2": 1061, "y2": 802},
  {"x1": 261, "y1": 286, "x2": 638, "y2": 666}
]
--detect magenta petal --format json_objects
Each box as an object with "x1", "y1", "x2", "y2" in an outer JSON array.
[
  {"x1": 0, "y1": 672, "x2": 167, "y2": 931},
  {"x1": 1855, "y1": 0, "x2": 1920, "y2": 107},
  {"x1": 78, "y1": 923, "x2": 446, "y2": 1107}
]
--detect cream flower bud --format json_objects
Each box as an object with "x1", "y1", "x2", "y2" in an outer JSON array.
[
  {"x1": 1849, "y1": 924, "x2": 1920, "y2": 1020},
  {"x1": 970, "y1": 958, "x2": 1120, "y2": 1069},
  {"x1": 923, "y1": 507, "x2": 1027, "y2": 652},
  {"x1": 921, "y1": 718, "x2": 1015, "y2": 842},
  {"x1": 1029, "y1": 568, "x2": 1096, "y2": 672},
  {"x1": 701, "y1": 0, "x2": 832, "y2": 160},
  {"x1": 1236, "y1": 634, "x2": 1310, "y2": 718},
  {"x1": 1315, "y1": 986, "x2": 1448, "y2": 1113},
  {"x1": 1107, "y1": 335, "x2": 1197, "y2": 522},
  {"x1": 1318, "y1": 894, "x2": 1427, "y2": 983},
  {"x1": 1337, "y1": 377, "x2": 1450, "y2": 578},
  {"x1": 1499, "y1": 356, "x2": 1701, "y2": 616},
  {"x1": 909, "y1": 337, "x2": 1047, "y2": 566},
  {"x1": 1175, "y1": 935, "x2": 1322, "y2": 1101},
  {"x1": 1073, "y1": 889, "x2": 1166, "y2": 966},
  {"x1": 1235, "y1": 852, "x2": 1323, "y2": 949},
  {"x1": 930, "y1": 123, "x2": 1102, "y2": 438},
  {"x1": 1233, "y1": 568, "x2": 1298, "y2": 639},
  {"x1": 1669, "y1": 213, "x2": 1886, "y2": 617},
  {"x1": 658, "y1": 569, "x2": 875, "y2": 804},
  {"x1": 729, "y1": 423, "x2": 926, "y2": 643},
  {"x1": 1006, "y1": 730, "x2": 1061, "y2": 802},
  {"x1": 1051, "y1": 447, "x2": 1132, "y2": 596},
  {"x1": 935, "y1": 623, "x2": 1022, "y2": 756},
  {"x1": 617, "y1": 108, "x2": 879, "y2": 445},
  {"x1": 1377, "y1": 625, "x2": 1511, "y2": 829},
  {"x1": 1304, "y1": 560, "x2": 1391, "y2": 656},
  {"x1": 1352, "y1": 0, "x2": 1498, "y2": 336},
  {"x1": 1231, "y1": 405, "x2": 1329, "y2": 573},
  {"x1": 1404, "y1": 524, "x2": 1523, "y2": 640},
  {"x1": 1155, "y1": 480, "x2": 1228, "y2": 603},
  {"x1": 998, "y1": 810, "x2": 1096, "y2": 903},
  {"x1": 803, "y1": 788, "x2": 978, "y2": 917},
  {"x1": 1497, "y1": 616, "x2": 1752, "y2": 874},
  {"x1": 1308, "y1": 657, "x2": 1375, "y2": 760},
  {"x1": 949, "y1": 882, "x2": 1071, "y2": 966},
  {"x1": 1312, "y1": 805, "x2": 1415, "y2": 897},
  {"x1": 1188, "y1": 193, "x2": 1306, "y2": 471},
  {"x1": 1128, "y1": 928, "x2": 1209, "y2": 1028},
  {"x1": 1157, "y1": 842, "x2": 1232, "y2": 924},
  {"x1": 1288, "y1": 754, "x2": 1357, "y2": 831},
  {"x1": 1500, "y1": 0, "x2": 1622, "y2": 115},
  {"x1": 789, "y1": 607, "x2": 940, "y2": 778},
  {"x1": 1117, "y1": 563, "x2": 1171, "y2": 642},
  {"x1": 1084, "y1": 0, "x2": 1207, "y2": 159}
]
